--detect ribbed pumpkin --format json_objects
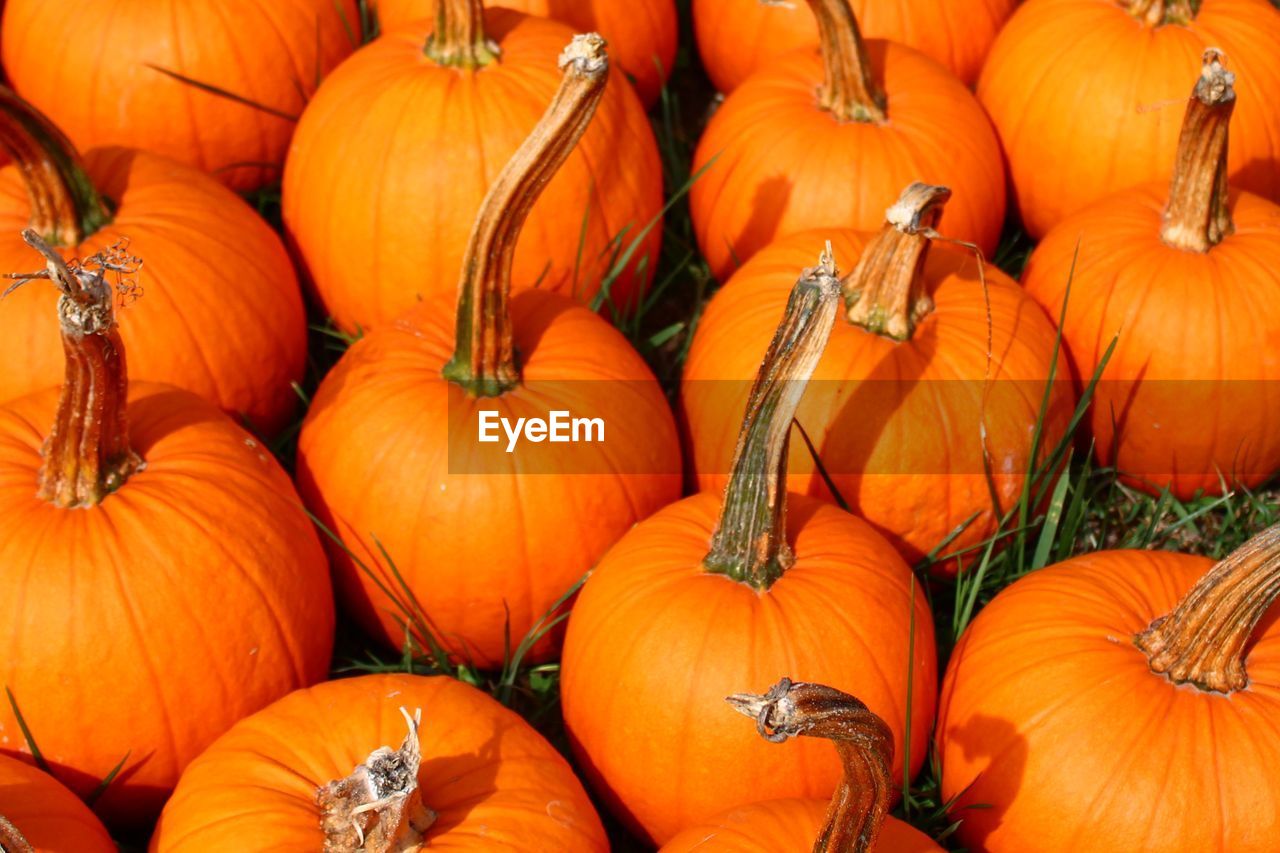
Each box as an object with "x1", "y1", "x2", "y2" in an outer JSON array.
[
  {"x1": 0, "y1": 87, "x2": 308, "y2": 437},
  {"x1": 979, "y1": 0, "x2": 1280, "y2": 239},
  {"x1": 693, "y1": 0, "x2": 1018, "y2": 93},
  {"x1": 689, "y1": 0, "x2": 1005, "y2": 281},
  {"x1": 938, "y1": 523, "x2": 1280, "y2": 852},
  {"x1": 296, "y1": 36, "x2": 680, "y2": 670},
  {"x1": 0, "y1": 755, "x2": 115, "y2": 853},
  {"x1": 373, "y1": 0, "x2": 677, "y2": 104},
  {"x1": 1, "y1": 0, "x2": 360, "y2": 192},
  {"x1": 562, "y1": 250, "x2": 936, "y2": 845},
  {"x1": 1023, "y1": 51, "x2": 1280, "y2": 498},
  {"x1": 0, "y1": 234, "x2": 334, "y2": 828},
  {"x1": 151, "y1": 674, "x2": 607, "y2": 851},
  {"x1": 284, "y1": 0, "x2": 663, "y2": 334},
  {"x1": 684, "y1": 185, "x2": 1073, "y2": 568}
]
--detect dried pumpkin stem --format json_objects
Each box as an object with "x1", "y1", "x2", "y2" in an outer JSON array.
[
  {"x1": 425, "y1": 0, "x2": 499, "y2": 68},
  {"x1": 442, "y1": 34, "x2": 610, "y2": 397},
  {"x1": 0, "y1": 87, "x2": 111, "y2": 246},
  {"x1": 1135, "y1": 523, "x2": 1280, "y2": 694},
  {"x1": 703, "y1": 249, "x2": 842, "y2": 591},
  {"x1": 804, "y1": 0, "x2": 885, "y2": 123},
  {"x1": 0, "y1": 816, "x2": 34, "y2": 853},
  {"x1": 1121, "y1": 0, "x2": 1198, "y2": 26},
  {"x1": 728, "y1": 678, "x2": 894, "y2": 853},
  {"x1": 1161, "y1": 49, "x2": 1234, "y2": 253},
  {"x1": 845, "y1": 183, "x2": 950, "y2": 341}
]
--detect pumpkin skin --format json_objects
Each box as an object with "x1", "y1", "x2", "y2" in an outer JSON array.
[
  {"x1": 693, "y1": 0, "x2": 1018, "y2": 93},
  {"x1": 0, "y1": 148, "x2": 308, "y2": 437},
  {"x1": 0, "y1": 383, "x2": 335, "y2": 829},
  {"x1": 0, "y1": 755, "x2": 115, "y2": 853},
  {"x1": 978, "y1": 0, "x2": 1280, "y2": 239},
  {"x1": 937, "y1": 549, "x2": 1280, "y2": 852},
  {"x1": 1, "y1": 0, "x2": 360, "y2": 192},
  {"x1": 151, "y1": 673, "x2": 607, "y2": 850},
  {"x1": 373, "y1": 0, "x2": 678, "y2": 104},
  {"x1": 283, "y1": 9, "x2": 664, "y2": 334}
]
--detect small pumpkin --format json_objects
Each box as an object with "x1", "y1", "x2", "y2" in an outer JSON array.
[
  {"x1": 0, "y1": 234, "x2": 334, "y2": 828},
  {"x1": 689, "y1": 0, "x2": 1005, "y2": 281},
  {"x1": 938, "y1": 523, "x2": 1280, "y2": 852},
  {"x1": 979, "y1": 0, "x2": 1280, "y2": 238},
  {"x1": 562, "y1": 248, "x2": 936, "y2": 845},
  {"x1": 1022, "y1": 51, "x2": 1280, "y2": 498},
  {"x1": 284, "y1": 0, "x2": 664, "y2": 334},
  {"x1": 1, "y1": 0, "x2": 360, "y2": 192},
  {"x1": 0, "y1": 754, "x2": 115, "y2": 853}
]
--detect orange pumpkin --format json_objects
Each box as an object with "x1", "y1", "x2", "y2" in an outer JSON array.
[
  {"x1": 979, "y1": 0, "x2": 1280, "y2": 239},
  {"x1": 1, "y1": 0, "x2": 360, "y2": 192},
  {"x1": 296, "y1": 36, "x2": 680, "y2": 670},
  {"x1": 1022, "y1": 51, "x2": 1280, "y2": 498},
  {"x1": 284, "y1": 0, "x2": 663, "y2": 335},
  {"x1": 689, "y1": 0, "x2": 1005, "y2": 282},
  {"x1": 0, "y1": 755, "x2": 115, "y2": 853},
  {"x1": 562, "y1": 249, "x2": 936, "y2": 845},
  {"x1": 693, "y1": 0, "x2": 1018, "y2": 93},
  {"x1": 151, "y1": 673, "x2": 607, "y2": 850},
  {"x1": 373, "y1": 0, "x2": 677, "y2": 104},
  {"x1": 684, "y1": 184, "x2": 1073, "y2": 568},
  {"x1": 0, "y1": 88, "x2": 308, "y2": 437},
  {"x1": 938, "y1": 523, "x2": 1280, "y2": 852},
  {"x1": 0, "y1": 234, "x2": 334, "y2": 828}
]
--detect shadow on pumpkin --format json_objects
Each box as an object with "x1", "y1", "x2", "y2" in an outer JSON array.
[
  {"x1": 415, "y1": 717, "x2": 507, "y2": 835},
  {"x1": 942, "y1": 713, "x2": 1027, "y2": 850},
  {"x1": 0, "y1": 746, "x2": 161, "y2": 831},
  {"x1": 725, "y1": 174, "x2": 792, "y2": 279}
]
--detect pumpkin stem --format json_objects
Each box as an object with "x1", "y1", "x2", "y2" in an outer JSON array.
[
  {"x1": 318, "y1": 707, "x2": 435, "y2": 853},
  {"x1": 703, "y1": 249, "x2": 843, "y2": 591},
  {"x1": 728, "y1": 678, "x2": 894, "y2": 853},
  {"x1": 442, "y1": 34, "x2": 610, "y2": 397},
  {"x1": 803, "y1": 0, "x2": 886, "y2": 123},
  {"x1": 0, "y1": 816, "x2": 35, "y2": 853},
  {"x1": 844, "y1": 182, "x2": 950, "y2": 341},
  {"x1": 1160, "y1": 49, "x2": 1234, "y2": 253},
  {"x1": 425, "y1": 0, "x2": 499, "y2": 69},
  {"x1": 1121, "y1": 0, "x2": 1198, "y2": 26},
  {"x1": 0, "y1": 87, "x2": 112, "y2": 247},
  {"x1": 1135, "y1": 523, "x2": 1280, "y2": 694}
]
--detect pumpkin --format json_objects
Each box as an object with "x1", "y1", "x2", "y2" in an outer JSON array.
[
  {"x1": 0, "y1": 233, "x2": 334, "y2": 828},
  {"x1": 661, "y1": 678, "x2": 944, "y2": 853},
  {"x1": 683, "y1": 184, "x2": 1073, "y2": 569},
  {"x1": 561, "y1": 248, "x2": 936, "y2": 845},
  {"x1": 0, "y1": 754, "x2": 115, "y2": 853},
  {"x1": 978, "y1": 0, "x2": 1280, "y2": 239},
  {"x1": 296, "y1": 36, "x2": 681, "y2": 670},
  {"x1": 689, "y1": 0, "x2": 1005, "y2": 282},
  {"x1": 938, "y1": 522, "x2": 1280, "y2": 852},
  {"x1": 0, "y1": 87, "x2": 309, "y2": 437},
  {"x1": 373, "y1": 0, "x2": 677, "y2": 104},
  {"x1": 1022, "y1": 51, "x2": 1280, "y2": 498},
  {"x1": 1, "y1": 0, "x2": 360, "y2": 192},
  {"x1": 693, "y1": 0, "x2": 1018, "y2": 93},
  {"x1": 151, "y1": 673, "x2": 607, "y2": 850},
  {"x1": 283, "y1": 0, "x2": 663, "y2": 335}
]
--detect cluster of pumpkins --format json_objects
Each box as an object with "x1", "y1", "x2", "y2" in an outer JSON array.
[{"x1": 0, "y1": 0, "x2": 1279, "y2": 850}]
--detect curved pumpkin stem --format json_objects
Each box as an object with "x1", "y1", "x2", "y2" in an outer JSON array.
[
  {"x1": 703, "y1": 248, "x2": 842, "y2": 590},
  {"x1": 1122, "y1": 0, "x2": 1198, "y2": 26},
  {"x1": 728, "y1": 678, "x2": 894, "y2": 853},
  {"x1": 803, "y1": 0, "x2": 885, "y2": 123},
  {"x1": 0, "y1": 86, "x2": 111, "y2": 247},
  {"x1": 0, "y1": 816, "x2": 35, "y2": 853},
  {"x1": 442, "y1": 34, "x2": 610, "y2": 397},
  {"x1": 1135, "y1": 523, "x2": 1280, "y2": 694},
  {"x1": 1161, "y1": 49, "x2": 1234, "y2": 253},
  {"x1": 425, "y1": 0, "x2": 499, "y2": 68}
]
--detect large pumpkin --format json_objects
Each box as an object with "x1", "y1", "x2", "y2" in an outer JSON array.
[
  {"x1": 0, "y1": 88, "x2": 309, "y2": 437},
  {"x1": 0, "y1": 755, "x2": 115, "y2": 853},
  {"x1": 284, "y1": 0, "x2": 663, "y2": 334},
  {"x1": 938, "y1": 523, "x2": 1280, "y2": 852},
  {"x1": 1022, "y1": 51, "x2": 1280, "y2": 498},
  {"x1": 979, "y1": 0, "x2": 1280, "y2": 238},
  {"x1": 684, "y1": 184, "x2": 1073, "y2": 568},
  {"x1": 0, "y1": 234, "x2": 334, "y2": 828},
  {"x1": 562, "y1": 249, "x2": 936, "y2": 845},
  {"x1": 1, "y1": 0, "x2": 360, "y2": 192},
  {"x1": 297, "y1": 36, "x2": 680, "y2": 670}
]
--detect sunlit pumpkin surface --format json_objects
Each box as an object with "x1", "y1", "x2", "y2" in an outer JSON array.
[{"x1": 0, "y1": 754, "x2": 115, "y2": 853}]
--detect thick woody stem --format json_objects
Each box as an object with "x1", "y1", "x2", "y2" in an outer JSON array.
[
  {"x1": 802, "y1": 0, "x2": 885, "y2": 123},
  {"x1": 728, "y1": 679, "x2": 894, "y2": 853},
  {"x1": 442, "y1": 34, "x2": 610, "y2": 397},
  {"x1": 703, "y1": 249, "x2": 843, "y2": 591},
  {"x1": 1135, "y1": 524, "x2": 1280, "y2": 694},
  {"x1": 425, "y1": 0, "x2": 499, "y2": 68},
  {"x1": 1122, "y1": 0, "x2": 1198, "y2": 26},
  {"x1": 0, "y1": 817, "x2": 34, "y2": 853},
  {"x1": 1160, "y1": 50, "x2": 1234, "y2": 253}
]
